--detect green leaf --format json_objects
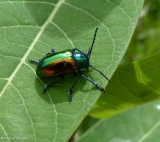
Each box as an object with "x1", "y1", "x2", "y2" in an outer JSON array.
[
  {"x1": 76, "y1": 100, "x2": 160, "y2": 142},
  {"x1": 90, "y1": 52, "x2": 160, "y2": 118},
  {"x1": 122, "y1": 0, "x2": 160, "y2": 63},
  {"x1": 0, "y1": 0, "x2": 144, "y2": 141}
]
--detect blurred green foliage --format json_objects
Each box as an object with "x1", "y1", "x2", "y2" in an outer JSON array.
[{"x1": 123, "y1": 0, "x2": 160, "y2": 64}]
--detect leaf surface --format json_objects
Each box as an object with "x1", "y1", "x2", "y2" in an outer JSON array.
[
  {"x1": 90, "y1": 52, "x2": 160, "y2": 118},
  {"x1": 0, "y1": 0, "x2": 143, "y2": 141},
  {"x1": 77, "y1": 100, "x2": 160, "y2": 142}
]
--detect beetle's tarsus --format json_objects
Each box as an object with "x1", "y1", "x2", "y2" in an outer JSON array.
[
  {"x1": 29, "y1": 59, "x2": 40, "y2": 64},
  {"x1": 80, "y1": 73, "x2": 105, "y2": 92},
  {"x1": 51, "y1": 49, "x2": 56, "y2": 53},
  {"x1": 97, "y1": 85, "x2": 105, "y2": 92},
  {"x1": 68, "y1": 92, "x2": 73, "y2": 102},
  {"x1": 94, "y1": 83, "x2": 105, "y2": 92},
  {"x1": 42, "y1": 84, "x2": 50, "y2": 94}
]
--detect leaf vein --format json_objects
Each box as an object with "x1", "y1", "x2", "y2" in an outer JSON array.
[
  {"x1": 0, "y1": 0, "x2": 65, "y2": 98},
  {"x1": 0, "y1": 25, "x2": 40, "y2": 29},
  {"x1": 11, "y1": 83, "x2": 37, "y2": 142},
  {"x1": 106, "y1": 0, "x2": 132, "y2": 39},
  {"x1": 0, "y1": 1, "x2": 55, "y2": 6},
  {"x1": 137, "y1": 120, "x2": 160, "y2": 142},
  {"x1": 0, "y1": 122, "x2": 10, "y2": 142},
  {"x1": 0, "y1": 1, "x2": 65, "y2": 141},
  {"x1": 24, "y1": 62, "x2": 59, "y2": 142},
  {"x1": 51, "y1": 21, "x2": 74, "y2": 48},
  {"x1": 0, "y1": 53, "x2": 21, "y2": 60},
  {"x1": 64, "y1": 2, "x2": 116, "y2": 70}
]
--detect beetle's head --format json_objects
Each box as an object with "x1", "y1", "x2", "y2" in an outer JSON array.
[{"x1": 74, "y1": 52, "x2": 89, "y2": 69}]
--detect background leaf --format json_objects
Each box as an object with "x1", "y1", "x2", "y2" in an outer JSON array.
[
  {"x1": 125, "y1": 0, "x2": 160, "y2": 61},
  {"x1": 76, "y1": 99, "x2": 160, "y2": 142},
  {"x1": 90, "y1": 52, "x2": 160, "y2": 118},
  {"x1": 0, "y1": 0, "x2": 144, "y2": 141}
]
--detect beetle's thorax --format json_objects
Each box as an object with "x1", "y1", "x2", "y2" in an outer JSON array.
[{"x1": 73, "y1": 51, "x2": 89, "y2": 70}]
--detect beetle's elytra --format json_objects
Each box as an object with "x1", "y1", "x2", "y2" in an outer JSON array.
[{"x1": 30, "y1": 28, "x2": 110, "y2": 102}]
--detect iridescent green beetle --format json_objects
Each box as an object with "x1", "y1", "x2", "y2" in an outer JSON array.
[{"x1": 30, "y1": 28, "x2": 110, "y2": 102}]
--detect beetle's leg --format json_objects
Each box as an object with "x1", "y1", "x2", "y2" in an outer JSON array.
[
  {"x1": 51, "y1": 49, "x2": 56, "y2": 53},
  {"x1": 80, "y1": 73, "x2": 105, "y2": 92},
  {"x1": 68, "y1": 76, "x2": 78, "y2": 102},
  {"x1": 44, "y1": 49, "x2": 56, "y2": 57},
  {"x1": 29, "y1": 59, "x2": 40, "y2": 65},
  {"x1": 89, "y1": 64, "x2": 110, "y2": 82},
  {"x1": 42, "y1": 76, "x2": 64, "y2": 93}
]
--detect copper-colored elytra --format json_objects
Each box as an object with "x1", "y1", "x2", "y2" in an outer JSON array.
[
  {"x1": 43, "y1": 59, "x2": 76, "y2": 76},
  {"x1": 43, "y1": 68, "x2": 55, "y2": 75}
]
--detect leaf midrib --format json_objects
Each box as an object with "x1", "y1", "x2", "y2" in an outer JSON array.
[{"x1": 0, "y1": 0, "x2": 65, "y2": 99}]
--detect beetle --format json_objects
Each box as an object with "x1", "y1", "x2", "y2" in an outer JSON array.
[{"x1": 30, "y1": 28, "x2": 110, "y2": 102}]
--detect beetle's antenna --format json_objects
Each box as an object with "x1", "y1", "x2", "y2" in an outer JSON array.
[
  {"x1": 89, "y1": 64, "x2": 111, "y2": 82},
  {"x1": 87, "y1": 27, "x2": 98, "y2": 58}
]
